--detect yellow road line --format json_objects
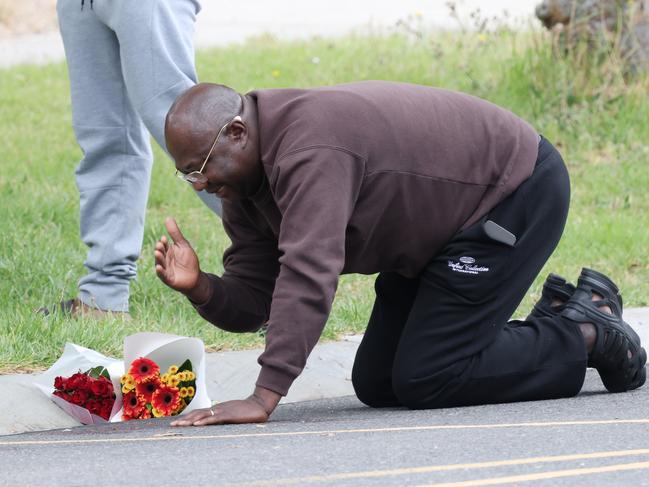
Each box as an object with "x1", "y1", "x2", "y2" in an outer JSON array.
[
  {"x1": 1, "y1": 418, "x2": 647, "y2": 447},
  {"x1": 235, "y1": 449, "x2": 649, "y2": 486},
  {"x1": 417, "y1": 461, "x2": 649, "y2": 486}
]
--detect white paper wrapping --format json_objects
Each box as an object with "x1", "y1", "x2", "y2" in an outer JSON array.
[{"x1": 34, "y1": 343, "x2": 124, "y2": 425}]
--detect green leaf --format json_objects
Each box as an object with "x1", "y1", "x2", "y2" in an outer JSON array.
[
  {"x1": 177, "y1": 359, "x2": 192, "y2": 372},
  {"x1": 85, "y1": 366, "x2": 110, "y2": 379}
]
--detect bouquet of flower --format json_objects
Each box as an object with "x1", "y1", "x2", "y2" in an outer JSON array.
[
  {"x1": 53, "y1": 366, "x2": 116, "y2": 421},
  {"x1": 36, "y1": 333, "x2": 211, "y2": 425},
  {"x1": 121, "y1": 357, "x2": 197, "y2": 420},
  {"x1": 34, "y1": 343, "x2": 123, "y2": 425}
]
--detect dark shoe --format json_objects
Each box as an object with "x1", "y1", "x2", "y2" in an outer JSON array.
[
  {"x1": 562, "y1": 268, "x2": 646, "y2": 392},
  {"x1": 36, "y1": 298, "x2": 77, "y2": 316},
  {"x1": 528, "y1": 273, "x2": 576, "y2": 319},
  {"x1": 37, "y1": 298, "x2": 131, "y2": 320}
]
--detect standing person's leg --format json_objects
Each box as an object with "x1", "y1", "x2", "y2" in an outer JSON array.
[
  {"x1": 103, "y1": 0, "x2": 222, "y2": 215},
  {"x1": 57, "y1": 0, "x2": 152, "y2": 313}
]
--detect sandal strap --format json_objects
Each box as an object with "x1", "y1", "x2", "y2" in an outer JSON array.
[
  {"x1": 600, "y1": 346, "x2": 647, "y2": 393},
  {"x1": 528, "y1": 273, "x2": 575, "y2": 319},
  {"x1": 576, "y1": 268, "x2": 623, "y2": 317},
  {"x1": 562, "y1": 294, "x2": 645, "y2": 392},
  {"x1": 544, "y1": 273, "x2": 576, "y2": 301}
]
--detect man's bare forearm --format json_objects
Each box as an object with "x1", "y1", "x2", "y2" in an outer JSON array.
[{"x1": 250, "y1": 385, "x2": 282, "y2": 415}]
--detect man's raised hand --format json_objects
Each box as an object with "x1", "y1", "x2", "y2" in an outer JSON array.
[{"x1": 155, "y1": 217, "x2": 202, "y2": 295}]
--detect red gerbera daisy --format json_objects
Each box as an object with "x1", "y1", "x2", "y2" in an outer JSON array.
[
  {"x1": 122, "y1": 392, "x2": 146, "y2": 420},
  {"x1": 128, "y1": 357, "x2": 160, "y2": 383},
  {"x1": 135, "y1": 376, "x2": 161, "y2": 403},
  {"x1": 138, "y1": 409, "x2": 152, "y2": 420},
  {"x1": 151, "y1": 385, "x2": 181, "y2": 416}
]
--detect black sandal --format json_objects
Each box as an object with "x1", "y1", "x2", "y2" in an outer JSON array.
[
  {"x1": 562, "y1": 268, "x2": 646, "y2": 392},
  {"x1": 528, "y1": 273, "x2": 576, "y2": 319}
]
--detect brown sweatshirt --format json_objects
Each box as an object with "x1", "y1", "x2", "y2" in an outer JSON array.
[{"x1": 192, "y1": 81, "x2": 540, "y2": 396}]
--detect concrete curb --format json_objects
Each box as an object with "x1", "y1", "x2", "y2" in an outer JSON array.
[{"x1": 2, "y1": 308, "x2": 648, "y2": 436}]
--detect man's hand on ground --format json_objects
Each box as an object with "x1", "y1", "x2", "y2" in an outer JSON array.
[
  {"x1": 155, "y1": 217, "x2": 212, "y2": 302},
  {"x1": 170, "y1": 386, "x2": 282, "y2": 427}
]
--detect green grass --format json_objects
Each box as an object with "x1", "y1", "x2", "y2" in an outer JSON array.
[{"x1": 1, "y1": 27, "x2": 648, "y2": 372}]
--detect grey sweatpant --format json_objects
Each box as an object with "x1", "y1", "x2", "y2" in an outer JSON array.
[{"x1": 57, "y1": 0, "x2": 221, "y2": 312}]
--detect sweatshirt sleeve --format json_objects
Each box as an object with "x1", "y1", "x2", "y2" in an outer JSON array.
[
  {"x1": 256, "y1": 147, "x2": 365, "y2": 395},
  {"x1": 191, "y1": 199, "x2": 281, "y2": 332}
]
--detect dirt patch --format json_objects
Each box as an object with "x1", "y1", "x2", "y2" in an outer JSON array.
[
  {"x1": 0, "y1": 0, "x2": 57, "y2": 38},
  {"x1": 0, "y1": 365, "x2": 47, "y2": 375}
]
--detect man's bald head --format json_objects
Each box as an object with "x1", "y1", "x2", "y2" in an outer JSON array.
[
  {"x1": 165, "y1": 83, "x2": 243, "y2": 146},
  {"x1": 164, "y1": 83, "x2": 263, "y2": 202}
]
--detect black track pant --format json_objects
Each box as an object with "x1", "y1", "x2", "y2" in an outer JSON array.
[{"x1": 352, "y1": 137, "x2": 588, "y2": 409}]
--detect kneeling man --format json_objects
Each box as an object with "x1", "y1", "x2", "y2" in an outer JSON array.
[{"x1": 155, "y1": 81, "x2": 646, "y2": 426}]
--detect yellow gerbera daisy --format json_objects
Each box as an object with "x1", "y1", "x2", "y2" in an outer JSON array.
[
  {"x1": 121, "y1": 374, "x2": 136, "y2": 393},
  {"x1": 187, "y1": 372, "x2": 196, "y2": 381},
  {"x1": 167, "y1": 365, "x2": 179, "y2": 375},
  {"x1": 179, "y1": 387, "x2": 189, "y2": 398},
  {"x1": 187, "y1": 386, "x2": 195, "y2": 397},
  {"x1": 168, "y1": 375, "x2": 180, "y2": 388}
]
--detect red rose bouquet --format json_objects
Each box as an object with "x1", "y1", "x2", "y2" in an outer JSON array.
[
  {"x1": 52, "y1": 366, "x2": 116, "y2": 421},
  {"x1": 121, "y1": 357, "x2": 197, "y2": 421}
]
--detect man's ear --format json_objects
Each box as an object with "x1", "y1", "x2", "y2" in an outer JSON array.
[{"x1": 228, "y1": 116, "x2": 247, "y2": 144}]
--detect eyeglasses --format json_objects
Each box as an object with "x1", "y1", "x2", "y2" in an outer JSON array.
[{"x1": 175, "y1": 115, "x2": 242, "y2": 185}]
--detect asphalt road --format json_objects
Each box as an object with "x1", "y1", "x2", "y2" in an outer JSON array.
[{"x1": 1, "y1": 369, "x2": 648, "y2": 487}]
